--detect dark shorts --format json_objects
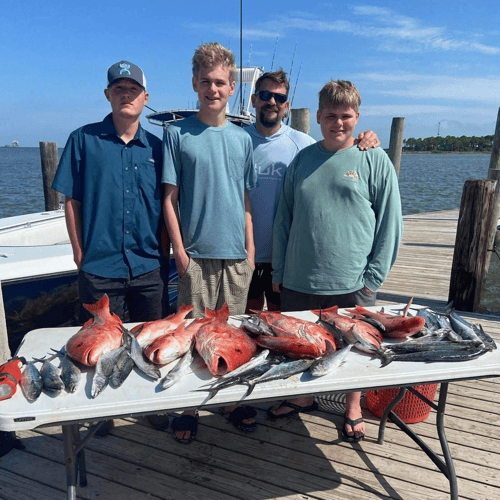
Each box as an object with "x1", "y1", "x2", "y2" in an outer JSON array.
[
  {"x1": 78, "y1": 266, "x2": 170, "y2": 324},
  {"x1": 246, "y1": 263, "x2": 281, "y2": 313},
  {"x1": 280, "y1": 286, "x2": 376, "y2": 313}
]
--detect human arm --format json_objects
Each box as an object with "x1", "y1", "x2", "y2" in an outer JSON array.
[
  {"x1": 244, "y1": 191, "x2": 255, "y2": 269},
  {"x1": 355, "y1": 130, "x2": 381, "y2": 151},
  {"x1": 64, "y1": 196, "x2": 84, "y2": 269},
  {"x1": 163, "y1": 183, "x2": 190, "y2": 277},
  {"x1": 363, "y1": 152, "x2": 404, "y2": 291}
]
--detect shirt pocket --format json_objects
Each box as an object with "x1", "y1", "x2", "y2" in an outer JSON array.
[
  {"x1": 228, "y1": 158, "x2": 244, "y2": 181},
  {"x1": 137, "y1": 161, "x2": 161, "y2": 199}
]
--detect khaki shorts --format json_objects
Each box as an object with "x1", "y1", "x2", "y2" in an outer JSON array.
[{"x1": 177, "y1": 258, "x2": 254, "y2": 318}]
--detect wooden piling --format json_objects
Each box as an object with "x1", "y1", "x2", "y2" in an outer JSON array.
[
  {"x1": 39, "y1": 142, "x2": 60, "y2": 211},
  {"x1": 290, "y1": 108, "x2": 310, "y2": 135},
  {"x1": 485, "y1": 108, "x2": 500, "y2": 276},
  {"x1": 387, "y1": 117, "x2": 404, "y2": 176},
  {"x1": 448, "y1": 179, "x2": 498, "y2": 311}
]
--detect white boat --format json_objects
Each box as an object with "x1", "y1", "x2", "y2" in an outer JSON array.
[
  {"x1": 146, "y1": 66, "x2": 263, "y2": 127},
  {"x1": 0, "y1": 208, "x2": 177, "y2": 351}
]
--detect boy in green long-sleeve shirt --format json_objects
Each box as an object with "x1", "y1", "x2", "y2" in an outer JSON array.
[{"x1": 270, "y1": 79, "x2": 403, "y2": 441}]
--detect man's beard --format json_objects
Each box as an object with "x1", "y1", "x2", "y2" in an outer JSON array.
[{"x1": 259, "y1": 107, "x2": 282, "y2": 128}]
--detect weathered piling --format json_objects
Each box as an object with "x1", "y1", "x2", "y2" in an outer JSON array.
[
  {"x1": 290, "y1": 108, "x2": 310, "y2": 135},
  {"x1": 388, "y1": 117, "x2": 405, "y2": 176},
  {"x1": 485, "y1": 108, "x2": 500, "y2": 276},
  {"x1": 39, "y1": 142, "x2": 60, "y2": 211},
  {"x1": 448, "y1": 179, "x2": 498, "y2": 311}
]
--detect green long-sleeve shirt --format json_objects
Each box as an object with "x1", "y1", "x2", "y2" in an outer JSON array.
[{"x1": 272, "y1": 143, "x2": 403, "y2": 294}]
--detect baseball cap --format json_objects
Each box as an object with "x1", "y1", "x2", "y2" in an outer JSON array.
[{"x1": 107, "y1": 60, "x2": 147, "y2": 89}]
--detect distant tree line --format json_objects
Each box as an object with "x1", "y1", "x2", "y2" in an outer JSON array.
[{"x1": 403, "y1": 135, "x2": 494, "y2": 152}]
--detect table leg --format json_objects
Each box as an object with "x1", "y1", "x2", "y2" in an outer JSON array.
[
  {"x1": 70, "y1": 425, "x2": 88, "y2": 487},
  {"x1": 62, "y1": 425, "x2": 77, "y2": 500},
  {"x1": 375, "y1": 383, "x2": 458, "y2": 500}
]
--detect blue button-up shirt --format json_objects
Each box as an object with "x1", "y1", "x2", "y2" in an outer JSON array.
[{"x1": 52, "y1": 113, "x2": 164, "y2": 278}]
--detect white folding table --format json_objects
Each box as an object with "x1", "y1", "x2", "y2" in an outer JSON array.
[{"x1": 1, "y1": 305, "x2": 499, "y2": 500}]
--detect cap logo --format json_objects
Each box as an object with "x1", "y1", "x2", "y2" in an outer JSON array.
[{"x1": 119, "y1": 63, "x2": 131, "y2": 76}]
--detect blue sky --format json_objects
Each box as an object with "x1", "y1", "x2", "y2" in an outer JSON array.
[{"x1": 2, "y1": 0, "x2": 500, "y2": 148}]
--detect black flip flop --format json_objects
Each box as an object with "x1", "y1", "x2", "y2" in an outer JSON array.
[
  {"x1": 267, "y1": 400, "x2": 318, "y2": 421},
  {"x1": 342, "y1": 415, "x2": 365, "y2": 442},
  {"x1": 227, "y1": 406, "x2": 257, "y2": 432},
  {"x1": 171, "y1": 414, "x2": 198, "y2": 444}
]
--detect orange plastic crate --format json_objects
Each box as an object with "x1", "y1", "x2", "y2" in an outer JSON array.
[{"x1": 366, "y1": 383, "x2": 438, "y2": 424}]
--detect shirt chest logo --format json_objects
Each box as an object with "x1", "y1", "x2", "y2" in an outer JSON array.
[{"x1": 343, "y1": 170, "x2": 359, "y2": 182}]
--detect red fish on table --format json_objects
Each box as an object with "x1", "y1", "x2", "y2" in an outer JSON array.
[
  {"x1": 257, "y1": 311, "x2": 337, "y2": 353},
  {"x1": 66, "y1": 294, "x2": 124, "y2": 367},
  {"x1": 310, "y1": 305, "x2": 383, "y2": 345},
  {"x1": 253, "y1": 335, "x2": 324, "y2": 359},
  {"x1": 195, "y1": 304, "x2": 258, "y2": 377},
  {"x1": 345, "y1": 306, "x2": 425, "y2": 338},
  {"x1": 131, "y1": 304, "x2": 194, "y2": 347},
  {"x1": 144, "y1": 318, "x2": 208, "y2": 365}
]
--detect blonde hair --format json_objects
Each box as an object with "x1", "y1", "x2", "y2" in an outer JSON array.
[
  {"x1": 318, "y1": 80, "x2": 361, "y2": 112},
  {"x1": 192, "y1": 42, "x2": 237, "y2": 82}
]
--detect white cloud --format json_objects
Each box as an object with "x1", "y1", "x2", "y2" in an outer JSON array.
[{"x1": 360, "y1": 73, "x2": 500, "y2": 103}]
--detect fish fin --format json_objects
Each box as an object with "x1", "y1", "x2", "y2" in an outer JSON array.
[
  {"x1": 402, "y1": 297, "x2": 414, "y2": 317},
  {"x1": 177, "y1": 303, "x2": 195, "y2": 316},
  {"x1": 380, "y1": 353, "x2": 394, "y2": 367},
  {"x1": 83, "y1": 294, "x2": 109, "y2": 314},
  {"x1": 311, "y1": 305, "x2": 338, "y2": 316}
]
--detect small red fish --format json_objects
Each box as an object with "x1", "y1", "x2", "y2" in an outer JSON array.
[
  {"x1": 311, "y1": 305, "x2": 383, "y2": 344},
  {"x1": 345, "y1": 306, "x2": 425, "y2": 338},
  {"x1": 132, "y1": 304, "x2": 194, "y2": 347},
  {"x1": 66, "y1": 294, "x2": 123, "y2": 367},
  {"x1": 253, "y1": 335, "x2": 324, "y2": 359},
  {"x1": 195, "y1": 304, "x2": 257, "y2": 376},
  {"x1": 258, "y1": 311, "x2": 337, "y2": 353},
  {"x1": 144, "y1": 318, "x2": 207, "y2": 365}
]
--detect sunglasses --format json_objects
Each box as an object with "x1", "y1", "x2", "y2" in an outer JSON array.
[{"x1": 255, "y1": 90, "x2": 288, "y2": 104}]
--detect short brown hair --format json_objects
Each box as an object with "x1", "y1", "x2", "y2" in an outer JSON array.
[
  {"x1": 318, "y1": 80, "x2": 361, "y2": 112},
  {"x1": 254, "y1": 68, "x2": 290, "y2": 96},
  {"x1": 192, "y1": 42, "x2": 237, "y2": 82}
]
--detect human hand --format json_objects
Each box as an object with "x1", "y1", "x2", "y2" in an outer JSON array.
[
  {"x1": 175, "y1": 252, "x2": 191, "y2": 278},
  {"x1": 355, "y1": 130, "x2": 381, "y2": 151},
  {"x1": 272, "y1": 282, "x2": 282, "y2": 293}
]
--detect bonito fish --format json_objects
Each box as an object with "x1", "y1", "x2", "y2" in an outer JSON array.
[
  {"x1": 132, "y1": 304, "x2": 194, "y2": 347},
  {"x1": 195, "y1": 304, "x2": 258, "y2": 377},
  {"x1": 66, "y1": 294, "x2": 124, "y2": 366},
  {"x1": 310, "y1": 344, "x2": 352, "y2": 377},
  {"x1": 159, "y1": 345, "x2": 195, "y2": 390}
]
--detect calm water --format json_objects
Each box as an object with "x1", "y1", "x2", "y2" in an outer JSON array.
[{"x1": 0, "y1": 148, "x2": 491, "y2": 219}]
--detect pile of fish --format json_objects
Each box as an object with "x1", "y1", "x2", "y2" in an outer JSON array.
[
  {"x1": 17, "y1": 295, "x2": 497, "y2": 404},
  {"x1": 378, "y1": 305, "x2": 497, "y2": 366}
]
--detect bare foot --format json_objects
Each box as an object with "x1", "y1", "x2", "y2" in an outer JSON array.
[{"x1": 344, "y1": 392, "x2": 365, "y2": 439}]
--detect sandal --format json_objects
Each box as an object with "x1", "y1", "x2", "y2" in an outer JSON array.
[
  {"x1": 342, "y1": 415, "x2": 365, "y2": 442},
  {"x1": 171, "y1": 414, "x2": 198, "y2": 444},
  {"x1": 225, "y1": 406, "x2": 257, "y2": 432},
  {"x1": 267, "y1": 400, "x2": 318, "y2": 421}
]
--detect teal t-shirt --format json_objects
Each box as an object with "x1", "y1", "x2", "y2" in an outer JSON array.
[
  {"x1": 272, "y1": 143, "x2": 403, "y2": 294},
  {"x1": 162, "y1": 115, "x2": 257, "y2": 259}
]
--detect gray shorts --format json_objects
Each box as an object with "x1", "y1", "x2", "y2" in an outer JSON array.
[{"x1": 177, "y1": 258, "x2": 254, "y2": 318}]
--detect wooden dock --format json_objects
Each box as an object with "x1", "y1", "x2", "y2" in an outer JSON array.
[{"x1": 1, "y1": 209, "x2": 500, "y2": 500}]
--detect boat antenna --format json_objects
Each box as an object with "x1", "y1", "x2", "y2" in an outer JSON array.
[
  {"x1": 287, "y1": 60, "x2": 302, "y2": 125},
  {"x1": 145, "y1": 105, "x2": 157, "y2": 113},
  {"x1": 270, "y1": 36, "x2": 279, "y2": 71},
  {"x1": 241, "y1": 44, "x2": 253, "y2": 114},
  {"x1": 239, "y1": 0, "x2": 244, "y2": 114},
  {"x1": 289, "y1": 42, "x2": 297, "y2": 80}
]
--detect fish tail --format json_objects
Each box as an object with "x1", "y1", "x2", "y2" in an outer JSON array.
[{"x1": 83, "y1": 294, "x2": 109, "y2": 314}]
